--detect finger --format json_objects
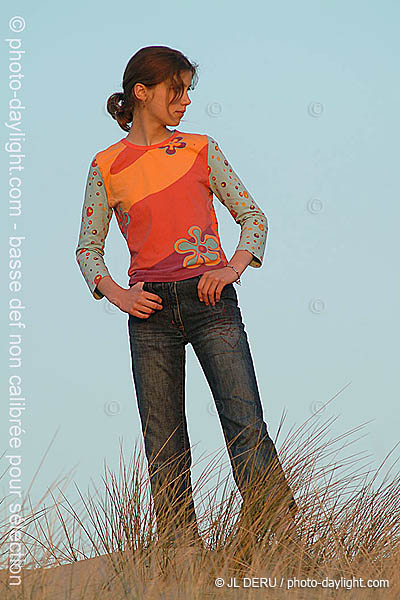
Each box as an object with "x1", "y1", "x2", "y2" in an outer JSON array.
[
  {"x1": 130, "y1": 309, "x2": 152, "y2": 318},
  {"x1": 142, "y1": 295, "x2": 162, "y2": 311},
  {"x1": 198, "y1": 280, "x2": 211, "y2": 304},
  {"x1": 200, "y1": 281, "x2": 217, "y2": 306},
  {"x1": 133, "y1": 299, "x2": 157, "y2": 316},
  {"x1": 141, "y1": 303, "x2": 157, "y2": 315},
  {"x1": 214, "y1": 284, "x2": 223, "y2": 303},
  {"x1": 144, "y1": 291, "x2": 163, "y2": 307},
  {"x1": 208, "y1": 283, "x2": 219, "y2": 306},
  {"x1": 135, "y1": 307, "x2": 155, "y2": 317},
  {"x1": 197, "y1": 281, "x2": 205, "y2": 303}
]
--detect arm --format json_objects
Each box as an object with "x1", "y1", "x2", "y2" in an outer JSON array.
[
  {"x1": 75, "y1": 156, "x2": 114, "y2": 300},
  {"x1": 207, "y1": 135, "x2": 268, "y2": 272}
]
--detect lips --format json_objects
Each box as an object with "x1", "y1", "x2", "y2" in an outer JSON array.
[{"x1": 176, "y1": 111, "x2": 185, "y2": 116}]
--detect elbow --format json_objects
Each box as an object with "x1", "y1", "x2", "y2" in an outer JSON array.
[
  {"x1": 252, "y1": 211, "x2": 268, "y2": 232},
  {"x1": 75, "y1": 247, "x2": 86, "y2": 265},
  {"x1": 261, "y1": 212, "x2": 268, "y2": 233}
]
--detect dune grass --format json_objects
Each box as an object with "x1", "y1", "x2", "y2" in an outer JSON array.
[{"x1": 1, "y1": 398, "x2": 399, "y2": 599}]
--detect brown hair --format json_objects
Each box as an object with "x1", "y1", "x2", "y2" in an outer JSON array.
[{"x1": 107, "y1": 46, "x2": 199, "y2": 132}]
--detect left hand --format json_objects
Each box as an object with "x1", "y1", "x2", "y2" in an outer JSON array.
[{"x1": 197, "y1": 267, "x2": 239, "y2": 306}]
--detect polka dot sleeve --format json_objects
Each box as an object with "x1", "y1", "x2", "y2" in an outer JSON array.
[
  {"x1": 75, "y1": 156, "x2": 114, "y2": 300},
  {"x1": 207, "y1": 135, "x2": 268, "y2": 268}
]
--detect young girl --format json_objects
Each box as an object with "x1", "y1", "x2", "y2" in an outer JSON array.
[{"x1": 75, "y1": 46, "x2": 297, "y2": 549}]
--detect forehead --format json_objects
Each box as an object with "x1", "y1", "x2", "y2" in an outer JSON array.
[
  {"x1": 179, "y1": 70, "x2": 193, "y2": 85},
  {"x1": 166, "y1": 70, "x2": 193, "y2": 87}
]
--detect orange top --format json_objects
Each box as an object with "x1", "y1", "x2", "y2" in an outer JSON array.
[{"x1": 75, "y1": 130, "x2": 268, "y2": 300}]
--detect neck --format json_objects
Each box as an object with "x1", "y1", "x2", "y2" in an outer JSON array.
[{"x1": 126, "y1": 119, "x2": 173, "y2": 146}]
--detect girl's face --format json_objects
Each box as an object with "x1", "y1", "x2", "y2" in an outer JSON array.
[{"x1": 137, "y1": 70, "x2": 192, "y2": 126}]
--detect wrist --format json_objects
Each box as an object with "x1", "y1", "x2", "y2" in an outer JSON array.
[
  {"x1": 109, "y1": 287, "x2": 128, "y2": 308},
  {"x1": 226, "y1": 264, "x2": 242, "y2": 285},
  {"x1": 97, "y1": 276, "x2": 126, "y2": 305}
]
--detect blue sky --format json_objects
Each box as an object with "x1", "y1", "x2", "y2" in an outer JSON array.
[{"x1": 1, "y1": 0, "x2": 399, "y2": 515}]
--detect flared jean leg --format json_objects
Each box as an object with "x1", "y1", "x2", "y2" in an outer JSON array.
[
  {"x1": 128, "y1": 314, "x2": 200, "y2": 545},
  {"x1": 185, "y1": 283, "x2": 297, "y2": 534}
]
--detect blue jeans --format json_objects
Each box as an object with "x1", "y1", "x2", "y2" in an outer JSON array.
[{"x1": 128, "y1": 275, "x2": 296, "y2": 543}]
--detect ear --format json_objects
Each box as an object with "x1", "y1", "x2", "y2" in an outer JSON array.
[{"x1": 133, "y1": 82, "x2": 146, "y2": 102}]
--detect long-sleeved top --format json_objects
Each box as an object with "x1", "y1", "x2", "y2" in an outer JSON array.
[{"x1": 75, "y1": 129, "x2": 268, "y2": 300}]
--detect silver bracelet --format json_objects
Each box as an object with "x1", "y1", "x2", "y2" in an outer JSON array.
[{"x1": 227, "y1": 264, "x2": 242, "y2": 286}]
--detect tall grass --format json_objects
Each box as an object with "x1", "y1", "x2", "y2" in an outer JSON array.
[{"x1": 1, "y1": 399, "x2": 400, "y2": 599}]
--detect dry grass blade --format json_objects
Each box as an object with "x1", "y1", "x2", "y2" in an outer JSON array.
[{"x1": 1, "y1": 403, "x2": 399, "y2": 599}]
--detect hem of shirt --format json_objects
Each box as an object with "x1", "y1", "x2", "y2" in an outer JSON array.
[{"x1": 128, "y1": 263, "x2": 228, "y2": 286}]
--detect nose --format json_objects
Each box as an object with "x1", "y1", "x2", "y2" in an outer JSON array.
[{"x1": 182, "y1": 90, "x2": 191, "y2": 106}]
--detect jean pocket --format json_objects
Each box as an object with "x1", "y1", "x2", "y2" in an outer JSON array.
[{"x1": 143, "y1": 281, "x2": 153, "y2": 293}]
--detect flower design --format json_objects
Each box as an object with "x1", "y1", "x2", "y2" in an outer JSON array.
[
  {"x1": 114, "y1": 205, "x2": 130, "y2": 241},
  {"x1": 159, "y1": 135, "x2": 186, "y2": 155},
  {"x1": 174, "y1": 225, "x2": 222, "y2": 268}
]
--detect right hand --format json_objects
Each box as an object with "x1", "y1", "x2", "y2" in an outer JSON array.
[{"x1": 113, "y1": 282, "x2": 163, "y2": 318}]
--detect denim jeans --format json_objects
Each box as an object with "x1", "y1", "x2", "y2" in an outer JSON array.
[{"x1": 128, "y1": 275, "x2": 297, "y2": 544}]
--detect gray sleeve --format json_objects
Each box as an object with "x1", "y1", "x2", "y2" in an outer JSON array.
[
  {"x1": 207, "y1": 135, "x2": 268, "y2": 267},
  {"x1": 75, "y1": 156, "x2": 113, "y2": 299}
]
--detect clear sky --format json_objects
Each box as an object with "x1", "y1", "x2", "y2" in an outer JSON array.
[{"x1": 2, "y1": 0, "x2": 399, "y2": 517}]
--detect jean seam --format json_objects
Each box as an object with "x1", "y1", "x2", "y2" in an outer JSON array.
[
  {"x1": 173, "y1": 281, "x2": 186, "y2": 333},
  {"x1": 179, "y1": 346, "x2": 187, "y2": 459}
]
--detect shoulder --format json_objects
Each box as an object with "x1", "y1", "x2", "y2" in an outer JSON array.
[
  {"x1": 204, "y1": 134, "x2": 224, "y2": 155},
  {"x1": 174, "y1": 129, "x2": 207, "y2": 146},
  {"x1": 177, "y1": 130, "x2": 221, "y2": 147},
  {"x1": 176, "y1": 131, "x2": 223, "y2": 164},
  {"x1": 89, "y1": 138, "x2": 126, "y2": 179},
  {"x1": 94, "y1": 138, "x2": 125, "y2": 163},
  {"x1": 204, "y1": 133, "x2": 219, "y2": 145}
]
